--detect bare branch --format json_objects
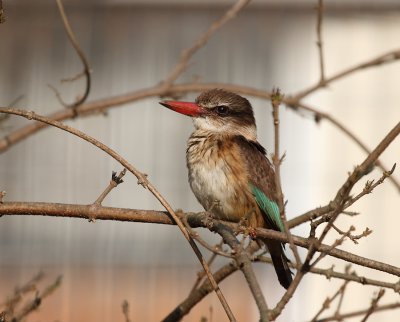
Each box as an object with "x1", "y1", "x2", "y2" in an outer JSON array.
[
  {"x1": 163, "y1": 242, "x2": 260, "y2": 322},
  {"x1": 361, "y1": 289, "x2": 385, "y2": 322},
  {"x1": 188, "y1": 241, "x2": 224, "y2": 295},
  {"x1": 310, "y1": 278, "x2": 350, "y2": 322},
  {"x1": 54, "y1": 0, "x2": 91, "y2": 109},
  {"x1": 10, "y1": 275, "x2": 62, "y2": 322},
  {"x1": 162, "y1": 262, "x2": 238, "y2": 322},
  {"x1": 161, "y1": 0, "x2": 251, "y2": 89},
  {"x1": 0, "y1": 272, "x2": 44, "y2": 316},
  {"x1": 315, "y1": 0, "x2": 325, "y2": 83},
  {"x1": 331, "y1": 224, "x2": 372, "y2": 244},
  {"x1": 344, "y1": 163, "x2": 396, "y2": 209},
  {"x1": 271, "y1": 88, "x2": 301, "y2": 266},
  {"x1": 317, "y1": 300, "x2": 400, "y2": 322},
  {"x1": 288, "y1": 101, "x2": 400, "y2": 193},
  {"x1": 292, "y1": 48, "x2": 400, "y2": 100},
  {"x1": 2, "y1": 201, "x2": 400, "y2": 278},
  {"x1": 214, "y1": 223, "x2": 269, "y2": 321}
]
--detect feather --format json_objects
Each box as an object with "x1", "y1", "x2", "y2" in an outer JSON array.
[{"x1": 250, "y1": 184, "x2": 284, "y2": 232}]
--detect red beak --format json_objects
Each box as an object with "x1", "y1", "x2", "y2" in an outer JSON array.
[{"x1": 159, "y1": 100, "x2": 204, "y2": 117}]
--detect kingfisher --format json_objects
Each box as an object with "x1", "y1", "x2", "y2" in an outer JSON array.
[{"x1": 160, "y1": 89, "x2": 292, "y2": 289}]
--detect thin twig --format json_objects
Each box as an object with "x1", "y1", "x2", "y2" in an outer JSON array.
[
  {"x1": 162, "y1": 262, "x2": 238, "y2": 322},
  {"x1": 188, "y1": 241, "x2": 223, "y2": 295},
  {"x1": 313, "y1": 229, "x2": 354, "y2": 272},
  {"x1": 55, "y1": 0, "x2": 91, "y2": 109},
  {"x1": 360, "y1": 289, "x2": 385, "y2": 322},
  {"x1": 10, "y1": 275, "x2": 62, "y2": 322},
  {"x1": 0, "y1": 95, "x2": 24, "y2": 129},
  {"x1": 182, "y1": 216, "x2": 233, "y2": 259},
  {"x1": 292, "y1": 48, "x2": 400, "y2": 100},
  {"x1": 269, "y1": 270, "x2": 305, "y2": 320},
  {"x1": 0, "y1": 108, "x2": 237, "y2": 322},
  {"x1": 271, "y1": 88, "x2": 301, "y2": 266},
  {"x1": 334, "y1": 270, "x2": 349, "y2": 316},
  {"x1": 0, "y1": 272, "x2": 44, "y2": 313},
  {"x1": 315, "y1": 0, "x2": 325, "y2": 83},
  {"x1": 293, "y1": 101, "x2": 400, "y2": 192},
  {"x1": 214, "y1": 223, "x2": 269, "y2": 321},
  {"x1": 344, "y1": 163, "x2": 396, "y2": 209},
  {"x1": 161, "y1": 0, "x2": 251, "y2": 89},
  {"x1": 256, "y1": 256, "x2": 400, "y2": 293},
  {"x1": 122, "y1": 300, "x2": 132, "y2": 322},
  {"x1": 317, "y1": 301, "x2": 400, "y2": 322},
  {"x1": 93, "y1": 169, "x2": 127, "y2": 206},
  {"x1": 331, "y1": 224, "x2": 372, "y2": 244},
  {"x1": 310, "y1": 279, "x2": 350, "y2": 322}
]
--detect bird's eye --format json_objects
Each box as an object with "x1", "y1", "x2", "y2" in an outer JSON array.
[{"x1": 216, "y1": 105, "x2": 229, "y2": 115}]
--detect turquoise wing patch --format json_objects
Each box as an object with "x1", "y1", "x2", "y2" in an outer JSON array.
[{"x1": 250, "y1": 184, "x2": 284, "y2": 232}]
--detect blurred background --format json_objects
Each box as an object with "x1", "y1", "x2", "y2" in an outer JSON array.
[{"x1": 0, "y1": 0, "x2": 399, "y2": 321}]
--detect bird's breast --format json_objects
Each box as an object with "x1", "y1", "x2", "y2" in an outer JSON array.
[{"x1": 186, "y1": 133, "x2": 257, "y2": 223}]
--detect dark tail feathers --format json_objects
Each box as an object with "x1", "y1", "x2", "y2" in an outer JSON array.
[{"x1": 264, "y1": 239, "x2": 293, "y2": 289}]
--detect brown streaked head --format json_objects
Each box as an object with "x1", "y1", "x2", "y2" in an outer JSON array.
[{"x1": 160, "y1": 89, "x2": 257, "y2": 140}]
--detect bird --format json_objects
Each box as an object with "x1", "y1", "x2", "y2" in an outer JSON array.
[{"x1": 159, "y1": 89, "x2": 292, "y2": 289}]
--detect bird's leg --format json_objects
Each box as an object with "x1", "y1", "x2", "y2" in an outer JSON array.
[{"x1": 236, "y1": 208, "x2": 257, "y2": 239}]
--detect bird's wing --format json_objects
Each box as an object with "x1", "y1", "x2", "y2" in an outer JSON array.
[{"x1": 234, "y1": 136, "x2": 284, "y2": 232}]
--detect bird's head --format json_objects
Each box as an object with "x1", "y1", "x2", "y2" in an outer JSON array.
[{"x1": 160, "y1": 89, "x2": 257, "y2": 140}]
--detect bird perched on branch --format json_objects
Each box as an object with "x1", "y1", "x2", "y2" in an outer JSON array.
[{"x1": 160, "y1": 89, "x2": 292, "y2": 289}]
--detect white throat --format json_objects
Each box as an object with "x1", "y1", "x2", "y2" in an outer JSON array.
[{"x1": 193, "y1": 117, "x2": 257, "y2": 141}]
